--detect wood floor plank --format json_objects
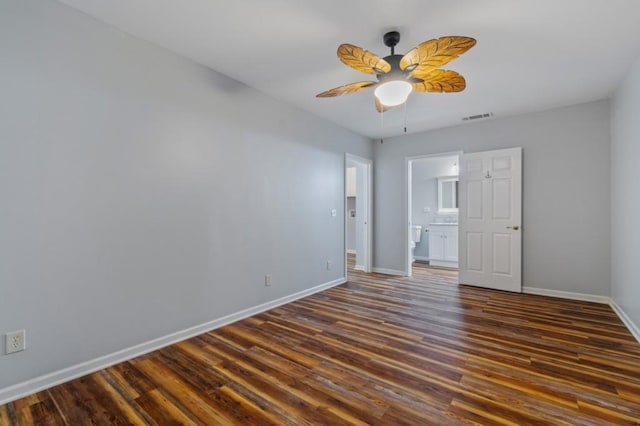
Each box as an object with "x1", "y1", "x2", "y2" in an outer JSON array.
[
  {"x1": 134, "y1": 389, "x2": 196, "y2": 426},
  {"x1": 0, "y1": 405, "x2": 13, "y2": 426},
  {"x1": 2, "y1": 256, "x2": 640, "y2": 425},
  {"x1": 20, "y1": 398, "x2": 65, "y2": 426}
]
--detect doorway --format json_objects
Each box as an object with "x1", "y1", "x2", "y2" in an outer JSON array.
[
  {"x1": 406, "y1": 152, "x2": 461, "y2": 277},
  {"x1": 345, "y1": 154, "x2": 372, "y2": 277}
]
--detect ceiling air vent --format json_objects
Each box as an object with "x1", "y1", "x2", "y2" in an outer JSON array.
[{"x1": 462, "y1": 112, "x2": 494, "y2": 121}]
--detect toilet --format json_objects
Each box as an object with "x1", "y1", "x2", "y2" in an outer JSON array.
[{"x1": 410, "y1": 225, "x2": 422, "y2": 262}]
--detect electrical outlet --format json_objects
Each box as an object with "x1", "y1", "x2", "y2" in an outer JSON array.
[
  {"x1": 326, "y1": 260, "x2": 332, "y2": 270},
  {"x1": 6, "y1": 329, "x2": 25, "y2": 354},
  {"x1": 264, "y1": 274, "x2": 272, "y2": 287}
]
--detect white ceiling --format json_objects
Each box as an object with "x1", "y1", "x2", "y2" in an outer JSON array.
[{"x1": 58, "y1": 0, "x2": 640, "y2": 139}]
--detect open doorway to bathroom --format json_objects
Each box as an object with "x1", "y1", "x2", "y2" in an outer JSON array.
[
  {"x1": 406, "y1": 152, "x2": 461, "y2": 277},
  {"x1": 345, "y1": 154, "x2": 372, "y2": 278}
]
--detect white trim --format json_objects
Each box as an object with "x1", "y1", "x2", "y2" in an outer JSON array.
[
  {"x1": 512, "y1": 288, "x2": 640, "y2": 343},
  {"x1": 347, "y1": 249, "x2": 356, "y2": 254},
  {"x1": 413, "y1": 256, "x2": 430, "y2": 262},
  {"x1": 430, "y1": 260, "x2": 459, "y2": 268},
  {"x1": 405, "y1": 158, "x2": 411, "y2": 276},
  {"x1": 354, "y1": 264, "x2": 365, "y2": 271},
  {"x1": 0, "y1": 277, "x2": 346, "y2": 405},
  {"x1": 372, "y1": 267, "x2": 406, "y2": 276},
  {"x1": 610, "y1": 300, "x2": 640, "y2": 343},
  {"x1": 522, "y1": 286, "x2": 610, "y2": 304},
  {"x1": 344, "y1": 153, "x2": 373, "y2": 275}
]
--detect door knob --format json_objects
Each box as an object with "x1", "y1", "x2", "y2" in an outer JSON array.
[{"x1": 506, "y1": 226, "x2": 520, "y2": 230}]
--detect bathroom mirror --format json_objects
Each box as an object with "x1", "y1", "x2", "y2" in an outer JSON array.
[{"x1": 437, "y1": 176, "x2": 459, "y2": 213}]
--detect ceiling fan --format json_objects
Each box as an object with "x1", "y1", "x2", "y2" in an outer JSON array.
[{"x1": 316, "y1": 31, "x2": 476, "y2": 112}]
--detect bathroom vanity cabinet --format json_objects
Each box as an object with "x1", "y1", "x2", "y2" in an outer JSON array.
[{"x1": 428, "y1": 224, "x2": 459, "y2": 268}]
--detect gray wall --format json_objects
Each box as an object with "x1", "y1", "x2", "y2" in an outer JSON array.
[
  {"x1": 374, "y1": 100, "x2": 611, "y2": 296},
  {"x1": 411, "y1": 157, "x2": 457, "y2": 259},
  {"x1": 0, "y1": 0, "x2": 371, "y2": 390},
  {"x1": 611, "y1": 54, "x2": 640, "y2": 329}
]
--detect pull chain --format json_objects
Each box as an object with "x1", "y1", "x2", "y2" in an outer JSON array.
[
  {"x1": 403, "y1": 101, "x2": 407, "y2": 133},
  {"x1": 379, "y1": 103, "x2": 384, "y2": 143}
]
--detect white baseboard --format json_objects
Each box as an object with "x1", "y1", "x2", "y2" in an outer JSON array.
[
  {"x1": 354, "y1": 264, "x2": 365, "y2": 271},
  {"x1": 0, "y1": 277, "x2": 346, "y2": 405},
  {"x1": 522, "y1": 287, "x2": 610, "y2": 304},
  {"x1": 610, "y1": 300, "x2": 640, "y2": 344},
  {"x1": 346, "y1": 249, "x2": 356, "y2": 254},
  {"x1": 430, "y1": 260, "x2": 458, "y2": 268},
  {"x1": 372, "y1": 267, "x2": 406, "y2": 276},
  {"x1": 413, "y1": 256, "x2": 429, "y2": 262},
  {"x1": 510, "y1": 287, "x2": 640, "y2": 343}
]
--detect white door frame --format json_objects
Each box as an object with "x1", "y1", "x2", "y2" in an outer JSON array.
[
  {"x1": 345, "y1": 153, "x2": 373, "y2": 276},
  {"x1": 405, "y1": 151, "x2": 462, "y2": 277}
]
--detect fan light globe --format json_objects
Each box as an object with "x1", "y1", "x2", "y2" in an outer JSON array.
[{"x1": 374, "y1": 81, "x2": 413, "y2": 107}]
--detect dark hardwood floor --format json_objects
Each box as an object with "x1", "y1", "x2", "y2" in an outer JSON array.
[{"x1": 2, "y1": 255, "x2": 640, "y2": 425}]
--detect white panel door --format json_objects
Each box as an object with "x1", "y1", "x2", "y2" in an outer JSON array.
[{"x1": 459, "y1": 147, "x2": 522, "y2": 292}]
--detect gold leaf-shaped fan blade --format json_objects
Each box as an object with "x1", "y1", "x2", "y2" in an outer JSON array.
[
  {"x1": 374, "y1": 96, "x2": 396, "y2": 113},
  {"x1": 412, "y1": 70, "x2": 466, "y2": 93},
  {"x1": 338, "y1": 44, "x2": 391, "y2": 75},
  {"x1": 316, "y1": 81, "x2": 377, "y2": 98},
  {"x1": 400, "y1": 36, "x2": 476, "y2": 75}
]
